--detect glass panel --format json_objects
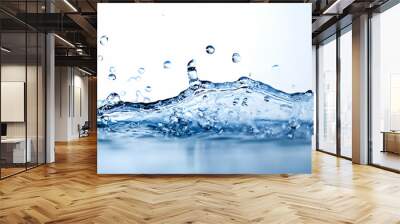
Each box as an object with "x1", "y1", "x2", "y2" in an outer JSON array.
[
  {"x1": 318, "y1": 37, "x2": 337, "y2": 154},
  {"x1": 371, "y1": 4, "x2": 400, "y2": 171},
  {"x1": 27, "y1": 31, "x2": 38, "y2": 169},
  {"x1": 38, "y1": 32, "x2": 45, "y2": 165},
  {"x1": 340, "y1": 29, "x2": 352, "y2": 158},
  {"x1": 1, "y1": 31, "x2": 27, "y2": 177}
]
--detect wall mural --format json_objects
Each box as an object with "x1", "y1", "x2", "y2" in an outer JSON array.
[{"x1": 97, "y1": 3, "x2": 313, "y2": 174}]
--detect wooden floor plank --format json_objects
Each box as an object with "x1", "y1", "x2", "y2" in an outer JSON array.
[{"x1": 0, "y1": 135, "x2": 400, "y2": 223}]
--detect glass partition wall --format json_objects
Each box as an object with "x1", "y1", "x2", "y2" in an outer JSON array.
[
  {"x1": 316, "y1": 27, "x2": 352, "y2": 159},
  {"x1": 370, "y1": 3, "x2": 400, "y2": 171},
  {"x1": 0, "y1": 2, "x2": 46, "y2": 179},
  {"x1": 317, "y1": 36, "x2": 337, "y2": 155}
]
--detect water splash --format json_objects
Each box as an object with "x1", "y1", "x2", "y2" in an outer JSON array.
[
  {"x1": 232, "y1": 53, "x2": 241, "y2": 63},
  {"x1": 98, "y1": 77, "x2": 313, "y2": 140},
  {"x1": 105, "y1": 92, "x2": 120, "y2": 105}
]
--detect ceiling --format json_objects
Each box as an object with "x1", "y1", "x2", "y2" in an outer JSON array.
[{"x1": 0, "y1": 0, "x2": 390, "y2": 75}]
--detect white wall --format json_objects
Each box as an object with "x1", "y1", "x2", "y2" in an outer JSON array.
[{"x1": 55, "y1": 67, "x2": 89, "y2": 141}]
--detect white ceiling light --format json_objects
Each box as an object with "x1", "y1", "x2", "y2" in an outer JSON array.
[
  {"x1": 1, "y1": 47, "x2": 11, "y2": 53},
  {"x1": 63, "y1": 0, "x2": 78, "y2": 12},
  {"x1": 78, "y1": 67, "x2": 92, "y2": 76},
  {"x1": 54, "y1": 34, "x2": 75, "y2": 48}
]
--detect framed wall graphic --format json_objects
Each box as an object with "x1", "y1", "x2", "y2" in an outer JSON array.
[{"x1": 97, "y1": 3, "x2": 313, "y2": 174}]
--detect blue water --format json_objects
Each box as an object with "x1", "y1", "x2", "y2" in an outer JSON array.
[
  {"x1": 98, "y1": 137, "x2": 311, "y2": 174},
  {"x1": 97, "y1": 76, "x2": 313, "y2": 174}
]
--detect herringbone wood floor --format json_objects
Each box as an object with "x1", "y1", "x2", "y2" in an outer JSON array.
[{"x1": 1, "y1": 135, "x2": 400, "y2": 224}]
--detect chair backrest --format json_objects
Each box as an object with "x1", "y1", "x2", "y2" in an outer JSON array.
[{"x1": 82, "y1": 121, "x2": 90, "y2": 129}]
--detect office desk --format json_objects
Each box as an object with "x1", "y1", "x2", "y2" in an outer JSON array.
[
  {"x1": 382, "y1": 131, "x2": 400, "y2": 154},
  {"x1": 1, "y1": 138, "x2": 31, "y2": 163}
]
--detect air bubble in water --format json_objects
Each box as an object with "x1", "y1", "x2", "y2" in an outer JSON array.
[
  {"x1": 206, "y1": 45, "x2": 215, "y2": 54},
  {"x1": 108, "y1": 74, "x2": 116, "y2": 80},
  {"x1": 99, "y1": 35, "x2": 108, "y2": 46},
  {"x1": 241, "y1": 97, "x2": 248, "y2": 106},
  {"x1": 232, "y1": 53, "x2": 241, "y2": 63},
  {"x1": 98, "y1": 55, "x2": 103, "y2": 61},
  {"x1": 233, "y1": 97, "x2": 240, "y2": 106},
  {"x1": 105, "y1": 92, "x2": 120, "y2": 105},
  {"x1": 109, "y1": 66, "x2": 116, "y2": 73},
  {"x1": 145, "y1": 86, "x2": 152, "y2": 92},
  {"x1": 137, "y1": 67, "x2": 145, "y2": 75},
  {"x1": 163, "y1": 60, "x2": 172, "y2": 69}
]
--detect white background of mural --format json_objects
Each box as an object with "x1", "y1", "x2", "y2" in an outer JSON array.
[{"x1": 98, "y1": 4, "x2": 312, "y2": 103}]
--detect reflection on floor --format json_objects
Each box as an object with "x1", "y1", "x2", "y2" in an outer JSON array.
[
  {"x1": 373, "y1": 150, "x2": 400, "y2": 171},
  {"x1": 0, "y1": 167, "x2": 25, "y2": 178},
  {"x1": 1, "y1": 135, "x2": 400, "y2": 223}
]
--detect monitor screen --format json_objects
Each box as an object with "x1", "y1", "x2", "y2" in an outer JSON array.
[{"x1": 1, "y1": 123, "x2": 7, "y2": 137}]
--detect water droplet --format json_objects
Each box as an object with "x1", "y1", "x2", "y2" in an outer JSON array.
[
  {"x1": 108, "y1": 74, "x2": 116, "y2": 80},
  {"x1": 163, "y1": 60, "x2": 172, "y2": 69},
  {"x1": 136, "y1": 90, "x2": 142, "y2": 98},
  {"x1": 202, "y1": 95, "x2": 208, "y2": 100},
  {"x1": 109, "y1": 66, "x2": 116, "y2": 74},
  {"x1": 291, "y1": 84, "x2": 296, "y2": 89},
  {"x1": 187, "y1": 59, "x2": 198, "y2": 84},
  {"x1": 264, "y1": 96, "x2": 270, "y2": 102},
  {"x1": 137, "y1": 67, "x2": 145, "y2": 75},
  {"x1": 135, "y1": 90, "x2": 143, "y2": 102},
  {"x1": 232, "y1": 53, "x2": 241, "y2": 63},
  {"x1": 271, "y1": 64, "x2": 280, "y2": 73},
  {"x1": 188, "y1": 69, "x2": 197, "y2": 81},
  {"x1": 99, "y1": 35, "x2": 108, "y2": 46},
  {"x1": 119, "y1": 91, "x2": 126, "y2": 96},
  {"x1": 187, "y1": 59, "x2": 196, "y2": 67},
  {"x1": 145, "y1": 86, "x2": 152, "y2": 92},
  {"x1": 128, "y1": 75, "x2": 141, "y2": 81},
  {"x1": 143, "y1": 97, "x2": 151, "y2": 103},
  {"x1": 98, "y1": 55, "x2": 103, "y2": 61},
  {"x1": 105, "y1": 92, "x2": 120, "y2": 105},
  {"x1": 206, "y1": 45, "x2": 215, "y2": 54}
]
